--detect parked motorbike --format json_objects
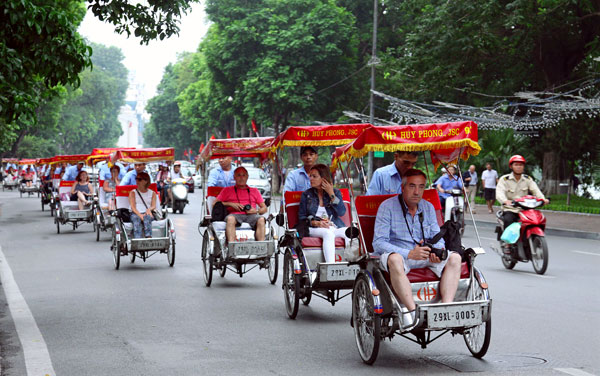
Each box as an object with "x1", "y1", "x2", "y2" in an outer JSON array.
[
  {"x1": 494, "y1": 195, "x2": 548, "y2": 275},
  {"x1": 444, "y1": 188, "x2": 465, "y2": 235},
  {"x1": 171, "y1": 178, "x2": 189, "y2": 214}
]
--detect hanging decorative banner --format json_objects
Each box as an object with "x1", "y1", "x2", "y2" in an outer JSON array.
[
  {"x1": 36, "y1": 157, "x2": 53, "y2": 166},
  {"x1": 111, "y1": 148, "x2": 175, "y2": 163},
  {"x1": 18, "y1": 158, "x2": 38, "y2": 165},
  {"x1": 271, "y1": 123, "x2": 372, "y2": 150},
  {"x1": 199, "y1": 137, "x2": 274, "y2": 161},
  {"x1": 331, "y1": 121, "x2": 480, "y2": 170},
  {"x1": 86, "y1": 147, "x2": 136, "y2": 165}
]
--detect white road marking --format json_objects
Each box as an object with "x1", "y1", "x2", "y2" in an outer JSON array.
[
  {"x1": 0, "y1": 246, "x2": 55, "y2": 376},
  {"x1": 572, "y1": 250, "x2": 600, "y2": 257},
  {"x1": 478, "y1": 236, "x2": 497, "y2": 241},
  {"x1": 525, "y1": 273, "x2": 556, "y2": 279},
  {"x1": 555, "y1": 368, "x2": 597, "y2": 376}
]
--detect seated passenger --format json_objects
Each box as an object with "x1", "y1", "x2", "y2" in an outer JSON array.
[
  {"x1": 22, "y1": 166, "x2": 36, "y2": 187},
  {"x1": 103, "y1": 165, "x2": 121, "y2": 211},
  {"x1": 63, "y1": 162, "x2": 84, "y2": 181},
  {"x1": 207, "y1": 156, "x2": 235, "y2": 187},
  {"x1": 120, "y1": 163, "x2": 150, "y2": 185},
  {"x1": 298, "y1": 164, "x2": 348, "y2": 263},
  {"x1": 215, "y1": 167, "x2": 267, "y2": 243},
  {"x1": 128, "y1": 172, "x2": 156, "y2": 238},
  {"x1": 366, "y1": 151, "x2": 419, "y2": 195},
  {"x1": 372, "y1": 169, "x2": 461, "y2": 327},
  {"x1": 70, "y1": 170, "x2": 94, "y2": 210}
]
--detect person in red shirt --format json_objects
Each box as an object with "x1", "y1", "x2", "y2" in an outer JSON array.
[{"x1": 215, "y1": 166, "x2": 267, "y2": 242}]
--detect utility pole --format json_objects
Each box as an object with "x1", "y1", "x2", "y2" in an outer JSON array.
[{"x1": 367, "y1": 0, "x2": 379, "y2": 181}]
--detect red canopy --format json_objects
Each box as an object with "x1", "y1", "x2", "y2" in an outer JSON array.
[
  {"x1": 86, "y1": 147, "x2": 136, "y2": 165},
  {"x1": 111, "y1": 148, "x2": 175, "y2": 163},
  {"x1": 50, "y1": 154, "x2": 90, "y2": 165},
  {"x1": 271, "y1": 123, "x2": 372, "y2": 150},
  {"x1": 199, "y1": 137, "x2": 275, "y2": 161},
  {"x1": 331, "y1": 121, "x2": 480, "y2": 170},
  {"x1": 18, "y1": 158, "x2": 38, "y2": 165},
  {"x1": 36, "y1": 157, "x2": 53, "y2": 166}
]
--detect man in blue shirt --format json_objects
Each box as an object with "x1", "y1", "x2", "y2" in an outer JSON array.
[
  {"x1": 283, "y1": 146, "x2": 318, "y2": 194},
  {"x1": 120, "y1": 163, "x2": 151, "y2": 185},
  {"x1": 435, "y1": 165, "x2": 463, "y2": 210},
  {"x1": 373, "y1": 168, "x2": 462, "y2": 327},
  {"x1": 366, "y1": 151, "x2": 418, "y2": 195},
  {"x1": 207, "y1": 156, "x2": 235, "y2": 187},
  {"x1": 63, "y1": 162, "x2": 84, "y2": 181},
  {"x1": 99, "y1": 161, "x2": 126, "y2": 181}
]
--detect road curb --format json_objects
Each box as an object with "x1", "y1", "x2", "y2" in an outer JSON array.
[{"x1": 470, "y1": 219, "x2": 600, "y2": 241}]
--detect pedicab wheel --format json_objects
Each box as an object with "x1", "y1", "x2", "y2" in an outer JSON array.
[
  {"x1": 268, "y1": 251, "x2": 278, "y2": 284},
  {"x1": 463, "y1": 277, "x2": 491, "y2": 358},
  {"x1": 283, "y1": 251, "x2": 299, "y2": 319},
  {"x1": 129, "y1": 251, "x2": 136, "y2": 264},
  {"x1": 167, "y1": 239, "x2": 175, "y2": 267},
  {"x1": 50, "y1": 204, "x2": 54, "y2": 217},
  {"x1": 95, "y1": 222, "x2": 101, "y2": 241},
  {"x1": 530, "y1": 235, "x2": 548, "y2": 275},
  {"x1": 201, "y1": 232, "x2": 213, "y2": 286},
  {"x1": 56, "y1": 219, "x2": 60, "y2": 234},
  {"x1": 352, "y1": 274, "x2": 381, "y2": 365},
  {"x1": 41, "y1": 200, "x2": 45, "y2": 211},
  {"x1": 112, "y1": 241, "x2": 121, "y2": 271},
  {"x1": 302, "y1": 290, "x2": 312, "y2": 306},
  {"x1": 219, "y1": 264, "x2": 226, "y2": 277}
]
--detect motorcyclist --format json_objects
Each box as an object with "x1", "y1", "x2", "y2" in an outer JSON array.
[
  {"x1": 434, "y1": 165, "x2": 463, "y2": 211},
  {"x1": 155, "y1": 163, "x2": 171, "y2": 206},
  {"x1": 496, "y1": 155, "x2": 549, "y2": 229}
]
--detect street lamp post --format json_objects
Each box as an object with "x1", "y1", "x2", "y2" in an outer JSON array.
[
  {"x1": 227, "y1": 96, "x2": 236, "y2": 138},
  {"x1": 367, "y1": 0, "x2": 379, "y2": 181}
]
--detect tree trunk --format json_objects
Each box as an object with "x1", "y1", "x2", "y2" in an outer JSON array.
[
  {"x1": 9, "y1": 128, "x2": 28, "y2": 156},
  {"x1": 540, "y1": 151, "x2": 570, "y2": 196}
]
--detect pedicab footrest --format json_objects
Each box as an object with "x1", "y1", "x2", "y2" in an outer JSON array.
[
  {"x1": 419, "y1": 300, "x2": 490, "y2": 330},
  {"x1": 129, "y1": 237, "x2": 170, "y2": 251},
  {"x1": 318, "y1": 262, "x2": 360, "y2": 282},
  {"x1": 228, "y1": 241, "x2": 273, "y2": 258}
]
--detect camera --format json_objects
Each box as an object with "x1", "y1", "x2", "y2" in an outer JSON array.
[
  {"x1": 243, "y1": 204, "x2": 252, "y2": 211},
  {"x1": 423, "y1": 242, "x2": 448, "y2": 260}
]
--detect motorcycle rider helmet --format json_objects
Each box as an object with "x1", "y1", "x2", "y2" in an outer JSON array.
[
  {"x1": 173, "y1": 161, "x2": 182, "y2": 167},
  {"x1": 509, "y1": 155, "x2": 526, "y2": 167}
]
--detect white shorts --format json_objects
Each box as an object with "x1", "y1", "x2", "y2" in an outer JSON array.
[{"x1": 380, "y1": 251, "x2": 454, "y2": 278}]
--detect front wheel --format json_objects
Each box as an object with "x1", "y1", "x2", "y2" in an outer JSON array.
[
  {"x1": 352, "y1": 274, "x2": 381, "y2": 365},
  {"x1": 56, "y1": 219, "x2": 60, "y2": 234},
  {"x1": 529, "y1": 235, "x2": 548, "y2": 275},
  {"x1": 167, "y1": 239, "x2": 175, "y2": 267},
  {"x1": 464, "y1": 272, "x2": 492, "y2": 358},
  {"x1": 112, "y1": 230, "x2": 121, "y2": 270},
  {"x1": 201, "y1": 232, "x2": 213, "y2": 286},
  {"x1": 268, "y1": 251, "x2": 278, "y2": 284},
  {"x1": 95, "y1": 222, "x2": 101, "y2": 241},
  {"x1": 283, "y1": 251, "x2": 299, "y2": 319}
]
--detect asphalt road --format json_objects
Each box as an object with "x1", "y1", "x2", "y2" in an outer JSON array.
[{"x1": 0, "y1": 190, "x2": 598, "y2": 376}]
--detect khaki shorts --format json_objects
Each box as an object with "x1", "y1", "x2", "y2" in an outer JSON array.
[
  {"x1": 380, "y1": 251, "x2": 454, "y2": 278},
  {"x1": 225, "y1": 213, "x2": 263, "y2": 230}
]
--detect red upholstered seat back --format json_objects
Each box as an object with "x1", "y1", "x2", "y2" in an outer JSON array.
[
  {"x1": 116, "y1": 183, "x2": 158, "y2": 197},
  {"x1": 422, "y1": 188, "x2": 444, "y2": 226},
  {"x1": 206, "y1": 186, "x2": 224, "y2": 198},
  {"x1": 284, "y1": 189, "x2": 351, "y2": 230}
]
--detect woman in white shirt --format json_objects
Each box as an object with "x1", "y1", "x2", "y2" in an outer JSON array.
[{"x1": 128, "y1": 172, "x2": 157, "y2": 238}]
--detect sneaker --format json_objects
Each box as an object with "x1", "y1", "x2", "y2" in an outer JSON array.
[{"x1": 401, "y1": 309, "x2": 415, "y2": 329}]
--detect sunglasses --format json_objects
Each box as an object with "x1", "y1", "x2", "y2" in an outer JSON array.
[{"x1": 135, "y1": 178, "x2": 148, "y2": 181}]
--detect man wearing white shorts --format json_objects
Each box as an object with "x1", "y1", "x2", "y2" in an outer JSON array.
[{"x1": 372, "y1": 169, "x2": 462, "y2": 327}]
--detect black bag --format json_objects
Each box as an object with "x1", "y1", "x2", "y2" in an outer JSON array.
[
  {"x1": 211, "y1": 201, "x2": 227, "y2": 221},
  {"x1": 430, "y1": 220, "x2": 464, "y2": 258},
  {"x1": 117, "y1": 208, "x2": 132, "y2": 222},
  {"x1": 295, "y1": 218, "x2": 310, "y2": 239}
]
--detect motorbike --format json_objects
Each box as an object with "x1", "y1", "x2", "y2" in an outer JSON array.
[
  {"x1": 444, "y1": 188, "x2": 465, "y2": 235},
  {"x1": 494, "y1": 195, "x2": 548, "y2": 275},
  {"x1": 171, "y1": 178, "x2": 189, "y2": 214}
]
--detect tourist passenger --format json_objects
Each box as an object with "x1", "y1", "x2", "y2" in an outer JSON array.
[
  {"x1": 103, "y1": 165, "x2": 121, "y2": 211},
  {"x1": 366, "y1": 151, "x2": 419, "y2": 195},
  {"x1": 70, "y1": 170, "x2": 94, "y2": 210},
  {"x1": 128, "y1": 172, "x2": 157, "y2": 238},
  {"x1": 283, "y1": 147, "x2": 318, "y2": 194},
  {"x1": 207, "y1": 156, "x2": 235, "y2": 187}
]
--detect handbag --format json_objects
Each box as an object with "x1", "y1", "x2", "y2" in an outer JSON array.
[
  {"x1": 117, "y1": 208, "x2": 132, "y2": 222},
  {"x1": 211, "y1": 201, "x2": 227, "y2": 221},
  {"x1": 136, "y1": 189, "x2": 161, "y2": 220}
]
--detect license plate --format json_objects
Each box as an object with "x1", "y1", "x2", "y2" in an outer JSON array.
[
  {"x1": 68, "y1": 211, "x2": 89, "y2": 219},
  {"x1": 134, "y1": 239, "x2": 168, "y2": 250},
  {"x1": 230, "y1": 242, "x2": 270, "y2": 257},
  {"x1": 427, "y1": 304, "x2": 482, "y2": 329},
  {"x1": 323, "y1": 264, "x2": 360, "y2": 281}
]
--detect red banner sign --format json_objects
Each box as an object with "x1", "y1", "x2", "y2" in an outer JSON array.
[
  {"x1": 199, "y1": 137, "x2": 275, "y2": 161},
  {"x1": 271, "y1": 124, "x2": 372, "y2": 150},
  {"x1": 50, "y1": 154, "x2": 90, "y2": 165},
  {"x1": 112, "y1": 148, "x2": 175, "y2": 163}
]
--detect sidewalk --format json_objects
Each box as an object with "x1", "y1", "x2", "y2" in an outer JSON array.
[{"x1": 466, "y1": 204, "x2": 600, "y2": 240}]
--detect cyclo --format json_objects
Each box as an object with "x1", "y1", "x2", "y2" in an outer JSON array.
[
  {"x1": 36, "y1": 157, "x2": 55, "y2": 213},
  {"x1": 17, "y1": 158, "x2": 40, "y2": 198},
  {"x1": 87, "y1": 148, "x2": 133, "y2": 241},
  {"x1": 330, "y1": 121, "x2": 491, "y2": 364},
  {"x1": 272, "y1": 123, "x2": 372, "y2": 319},
  {"x1": 198, "y1": 137, "x2": 277, "y2": 286},
  {"x1": 2, "y1": 158, "x2": 19, "y2": 191},
  {"x1": 51, "y1": 154, "x2": 95, "y2": 233},
  {"x1": 109, "y1": 148, "x2": 176, "y2": 270}
]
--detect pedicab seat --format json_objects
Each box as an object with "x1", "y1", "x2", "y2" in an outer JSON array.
[
  {"x1": 284, "y1": 190, "x2": 352, "y2": 250},
  {"x1": 115, "y1": 184, "x2": 166, "y2": 238},
  {"x1": 355, "y1": 191, "x2": 469, "y2": 283}
]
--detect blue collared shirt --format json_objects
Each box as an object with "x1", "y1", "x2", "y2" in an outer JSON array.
[
  {"x1": 120, "y1": 170, "x2": 153, "y2": 185},
  {"x1": 100, "y1": 162, "x2": 126, "y2": 180},
  {"x1": 207, "y1": 165, "x2": 235, "y2": 187},
  {"x1": 63, "y1": 165, "x2": 83, "y2": 181},
  {"x1": 283, "y1": 167, "x2": 311, "y2": 194},
  {"x1": 436, "y1": 174, "x2": 463, "y2": 200},
  {"x1": 373, "y1": 196, "x2": 444, "y2": 258},
  {"x1": 366, "y1": 163, "x2": 403, "y2": 196}
]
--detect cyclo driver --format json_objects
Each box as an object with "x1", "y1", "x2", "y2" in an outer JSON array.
[
  {"x1": 495, "y1": 155, "x2": 548, "y2": 229},
  {"x1": 372, "y1": 169, "x2": 462, "y2": 328}
]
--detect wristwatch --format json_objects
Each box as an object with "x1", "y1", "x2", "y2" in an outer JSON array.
[{"x1": 330, "y1": 194, "x2": 335, "y2": 200}]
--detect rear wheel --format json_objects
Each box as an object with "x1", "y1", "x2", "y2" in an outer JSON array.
[
  {"x1": 268, "y1": 251, "x2": 278, "y2": 284},
  {"x1": 95, "y1": 222, "x2": 101, "y2": 241},
  {"x1": 530, "y1": 235, "x2": 548, "y2": 275},
  {"x1": 464, "y1": 273, "x2": 492, "y2": 358},
  {"x1": 352, "y1": 274, "x2": 381, "y2": 365},
  {"x1": 283, "y1": 251, "x2": 299, "y2": 319},
  {"x1": 302, "y1": 290, "x2": 312, "y2": 305},
  {"x1": 167, "y1": 239, "x2": 175, "y2": 267},
  {"x1": 56, "y1": 219, "x2": 60, "y2": 234},
  {"x1": 112, "y1": 229, "x2": 121, "y2": 270},
  {"x1": 500, "y1": 242, "x2": 517, "y2": 269},
  {"x1": 202, "y1": 232, "x2": 213, "y2": 286}
]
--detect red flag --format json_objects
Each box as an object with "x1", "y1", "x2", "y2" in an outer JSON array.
[
  {"x1": 199, "y1": 143, "x2": 204, "y2": 153},
  {"x1": 210, "y1": 135, "x2": 216, "y2": 140},
  {"x1": 226, "y1": 131, "x2": 231, "y2": 139},
  {"x1": 183, "y1": 149, "x2": 188, "y2": 157},
  {"x1": 251, "y1": 119, "x2": 258, "y2": 134}
]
